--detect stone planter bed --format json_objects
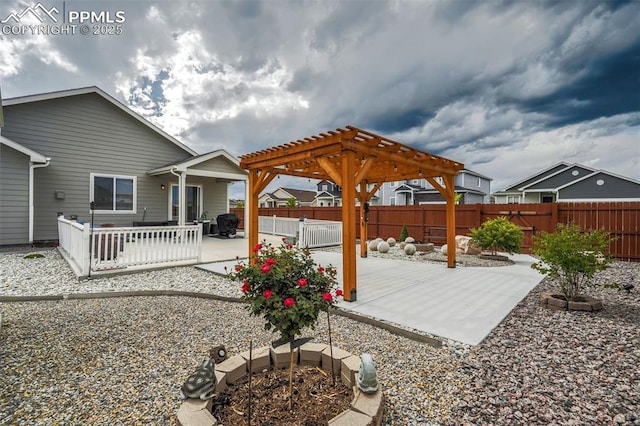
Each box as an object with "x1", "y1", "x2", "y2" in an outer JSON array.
[
  {"x1": 177, "y1": 343, "x2": 384, "y2": 426},
  {"x1": 539, "y1": 292, "x2": 603, "y2": 311}
]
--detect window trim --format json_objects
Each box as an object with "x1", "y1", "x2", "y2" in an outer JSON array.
[
  {"x1": 90, "y1": 173, "x2": 137, "y2": 214},
  {"x1": 169, "y1": 184, "x2": 203, "y2": 221}
]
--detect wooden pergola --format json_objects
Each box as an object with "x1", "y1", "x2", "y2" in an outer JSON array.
[{"x1": 239, "y1": 126, "x2": 464, "y2": 302}]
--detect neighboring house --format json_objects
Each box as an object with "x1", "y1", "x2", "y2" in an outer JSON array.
[
  {"x1": 313, "y1": 180, "x2": 343, "y2": 207},
  {"x1": 492, "y1": 162, "x2": 640, "y2": 203},
  {"x1": 259, "y1": 187, "x2": 316, "y2": 207},
  {"x1": 378, "y1": 169, "x2": 492, "y2": 205},
  {"x1": 0, "y1": 86, "x2": 247, "y2": 245}
]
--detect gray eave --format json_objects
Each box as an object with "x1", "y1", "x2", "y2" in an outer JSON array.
[{"x1": 0, "y1": 134, "x2": 48, "y2": 163}]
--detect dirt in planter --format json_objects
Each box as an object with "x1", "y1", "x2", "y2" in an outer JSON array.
[{"x1": 212, "y1": 365, "x2": 353, "y2": 425}]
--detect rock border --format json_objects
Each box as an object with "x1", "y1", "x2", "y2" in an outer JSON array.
[
  {"x1": 539, "y1": 292, "x2": 603, "y2": 311},
  {"x1": 177, "y1": 343, "x2": 384, "y2": 426}
]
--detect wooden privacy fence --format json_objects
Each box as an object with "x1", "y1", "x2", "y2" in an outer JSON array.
[{"x1": 231, "y1": 202, "x2": 639, "y2": 261}]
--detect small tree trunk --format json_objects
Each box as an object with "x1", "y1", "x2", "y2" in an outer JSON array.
[{"x1": 288, "y1": 345, "x2": 295, "y2": 410}]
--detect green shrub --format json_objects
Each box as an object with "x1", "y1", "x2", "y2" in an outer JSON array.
[
  {"x1": 399, "y1": 224, "x2": 409, "y2": 242},
  {"x1": 469, "y1": 216, "x2": 524, "y2": 255},
  {"x1": 531, "y1": 223, "x2": 614, "y2": 301}
]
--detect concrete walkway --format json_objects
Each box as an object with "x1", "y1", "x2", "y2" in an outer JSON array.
[{"x1": 198, "y1": 251, "x2": 545, "y2": 346}]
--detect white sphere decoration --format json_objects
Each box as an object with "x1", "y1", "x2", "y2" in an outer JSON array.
[
  {"x1": 368, "y1": 240, "x2": 379, "y2": 251},
  {"x1": 376, "y1": 237, "x2": 384, "y2": 242},
  {"x1": 404, "y1": 243, "x2": 416, "y2": 255},
  {"x1": 405, "y1": 237, "x2": 415, "y2": 243},
  {"x1": 377, "y1": 241, "x2": 390, "y2": 253},
  {"x1": 440, "y1": 244, "x2": 448, "y2": 255},
  {"x1": 386, "y1": 237, "x2": 396, "y2": 247}
]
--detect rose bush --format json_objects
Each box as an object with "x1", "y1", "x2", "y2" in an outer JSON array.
[{"x1": 228, "y1": 239, "x2": 341, "y2": 342}]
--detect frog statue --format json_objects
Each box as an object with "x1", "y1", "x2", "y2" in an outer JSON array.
[
  {"x1": 180, "y1": 359, "x2": 217, "y2": 400},
  {"x1": 356, "y1": 353, "x2": 378, "y2": 393}
]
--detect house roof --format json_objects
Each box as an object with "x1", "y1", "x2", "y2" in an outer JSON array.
[
  {"x1": 279, "y1": 187, "x2": 317, "y2": 203},
  {"x1": 461, "y1": 168, "x2": 492, "y2": 181},
  {"x1": 498, "y1": 162, "x2": 572, "y2": 193},
  {"x1": 3, "y1": 86, "x2": 198, "y2": 157},
  {"x1": 0, "y1": 134, "x2": 48, "y2": 163},
  {"x1": 556, "y1": 170, "x2": 640, "y2": 190},
  {"x1": 147, "y1": 149, "x2": 247, "y2": 181}
]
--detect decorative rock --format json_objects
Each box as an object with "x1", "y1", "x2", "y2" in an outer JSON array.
[
  {"x1": 356, "y1": 353, "x2": 378, "y2": 393},
  {"x1": 413, "y1": 243, "x2": 435, "y2": 253},
  {"x1": 386, "y1": 237, "x2": 396, "y2": 247},
  {"x1": 440, "y1": 244, "x2": 448, "y2": 255},
  {"x1": 404, "y1": 244, "x2": 416, "y2": 256},
  {"x1": 455, "y1": 235, "x2": 482, "y2": 255},
  {"x1": 368, "y1": 240, "x2": 379, "y2": 251},
  {"x1": 377, "y1": 242, "x2": 390, "y2": 253},
  {"x1": 176, "y1": 398, "x2": 216, "y2": 426},
  {"x1": 375, "y1": 237, "x2": 383, "y2": 242},
  {"x1": 399, "y1": 242, "x2": 406, "y2": 250},
  {"x1": 405, "y1": 237, "x2": 415, "y2": 243}
]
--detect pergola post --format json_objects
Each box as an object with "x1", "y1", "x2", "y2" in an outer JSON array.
[
  {"x1": 247, "y1": 170, "x2": 260, "y2": 262},
  {"x1": 359, "y1": 182, "x2": 368, "y2": 258},
  {"x1": 341, "y1": 149, "x2": 357, "y2": 301},
  {"x1": 443, "y1": 174, "x2": 457, "y2": 268}
]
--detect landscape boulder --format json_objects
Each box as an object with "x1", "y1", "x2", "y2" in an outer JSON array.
[{"x1": 377, "y1": 241, "x2": 390, "y2": 253}]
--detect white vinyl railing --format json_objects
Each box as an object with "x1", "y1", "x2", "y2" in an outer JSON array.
[
  {"x1": 258, "y1": 216, "x2": 343, "y2": 248},
  {"x1": 298, "y1": 219, "x2": 343, "y2": 249},
  {"x1": 259, "y1": 216, "x2": 300, "y2": 237},
  {"x1": 57, "y1": 216, "x2": 202, "y2": 277},
  {"x1": 57, "y1": 216, "x2": 91, "y2": 276}
]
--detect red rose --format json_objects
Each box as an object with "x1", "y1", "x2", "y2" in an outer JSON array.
[
  {"x1": 286, "y1": 244, "x2": 293, "y2": 249},
  {"x1": 253, "y1": 243, "x2": 263, "y2": 253},
  {"x1": 261, "y1": 264, "x2": 271, "y2": 273},
  {"x1": 263, "y1": 290, "x2": 273, "y2": 299},
  {"x1": 241, "y1": 281, "x2": 250, "y2": 293},
  {"x1": 284, "y1": 297, "x2": 295, "y2": 307},
  {"x1": 234, "y1": 264, "x2": 244, "y2": 272},
  {"x1": 265, "y1": 258, "x2": 276, "y2": 265},
  {"x1": 335, "y1": 289, "x2": 343, "y2": 297},
  {"x1": 282, "y1": 237, "x2": 286, "y2": 241},
  {"x1": 318, "y1": 266, "x2": 325, "y2": 274},
  {"x1": 297, "y1": 278, "x2": 308, "y2": 287},
  {"x1": 322, "y1": 292, "x2": 333, "y2": 302}
]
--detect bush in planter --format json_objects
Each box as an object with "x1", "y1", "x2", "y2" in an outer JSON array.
[
  {"x1": 228, "y1": 240, "x2": 341, "y2": 340},
  {"x1": 531, "y1": 223, "x2": 614, "y2": 301},
  {"x1": 228, "y1": 240, "x2": 342, "y2": 409},
  {"x1": 469, "y1": 216, "x2": 524, "y2": 256}
]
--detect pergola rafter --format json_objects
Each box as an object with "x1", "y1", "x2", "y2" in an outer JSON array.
[{"x1": 240, "y1": 126, "x2": 464, "y2": 302}]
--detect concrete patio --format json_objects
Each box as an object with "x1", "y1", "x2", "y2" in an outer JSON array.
[{"x1": 197, "y1": 248, "x2": 545, "y2": 346}]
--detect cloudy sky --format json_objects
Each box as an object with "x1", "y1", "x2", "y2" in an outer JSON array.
[{"x1": 1, "y1": 0, "x2": 638, "y2": 198}]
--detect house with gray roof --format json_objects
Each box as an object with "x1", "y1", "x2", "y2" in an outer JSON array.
[
  {"x1": 492, "y1": 162, "x2": 640, "y2": 203},
  {"x1": 0, "y1": 86, "x2": 247, "y2": 245},
  {"x1": 258, "y1": 187, "x2": 317, "y2": 207}
]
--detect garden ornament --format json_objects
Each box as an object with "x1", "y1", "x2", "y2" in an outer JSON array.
[
  {"x1": 356, "y1": 353, "x2": 378, "y2": 393},
  {"x1": 180, "y1": 359, "x2": 217, "y2": 400}
]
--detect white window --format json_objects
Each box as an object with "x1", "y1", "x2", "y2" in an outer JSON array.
[
  {"x1": 322, "y1": 184, "x2": 328, "y2": 191},
  {"x1": 477, "y1": 177, "x2": 482, "y2": 187},
  {"x1": 389, "y1": 197, "x2": 396, "y2": 206},
  {"x1": 412, "y1": 179, "x2": 420, "y2": 185},
  {"x1": 90, "y1": 174, "x2": 136, "y2": 213},
  {"x1": 390, "y1": 181, "x2": 398, "y2": 187},
  {"x1": 507, "y1": 195, "x2": 521, "y2": 204}
]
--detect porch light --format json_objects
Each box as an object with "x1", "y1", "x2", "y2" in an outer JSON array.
[{"x1": 160, "y1": 184, "x2": 165, "y2": 190}]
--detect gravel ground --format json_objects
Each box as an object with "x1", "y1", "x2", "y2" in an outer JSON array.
[{"x1": 1, "y1": 248, "x2": 639, "y2": 425}]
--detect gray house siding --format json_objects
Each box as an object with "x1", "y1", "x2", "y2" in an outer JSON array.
[
  {"x1": 0, "y1": 144, "x2": 30, "y2": 244},
  {"x1": 525, "y1": 166, "x2": 593, "y2": 190},
  {"x1": 2, "y1": 93, "x2": 193, "y2": 241},
  {"x1": 558, "y1": 173, "x2": 640, "y2": 200}
]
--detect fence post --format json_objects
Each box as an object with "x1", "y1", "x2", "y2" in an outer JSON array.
[
  {"x1": 298, "y1": 217, "x2": 306, "y2": 247},
  {"x1": 272, "y1": 215, "x2": 277, "y2": 235},
  {"x1": 81, "y1": 223, "x2": 91, "y2": 277}
]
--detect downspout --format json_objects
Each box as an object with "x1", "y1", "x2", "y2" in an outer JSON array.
[
  {"x1": 169, "y1": 167, "x2": 185, "y2": 226},
  {"x1": 30, "y1": 158, "x2": 51, "y2": 243}
]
